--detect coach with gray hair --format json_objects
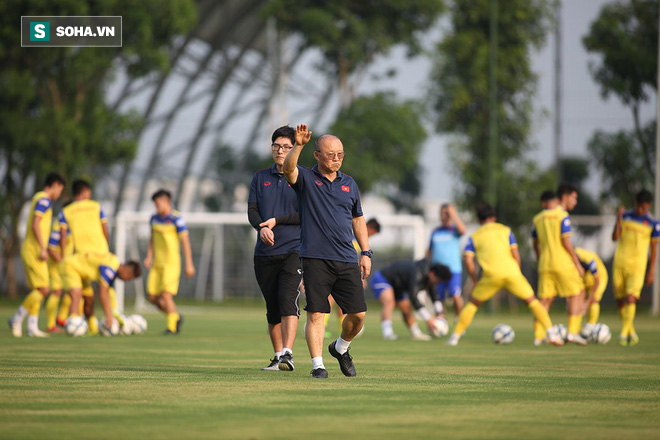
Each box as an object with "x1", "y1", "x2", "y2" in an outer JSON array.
[{"x1": 283, "y1": 124, "x2": 371, "y2": 379}]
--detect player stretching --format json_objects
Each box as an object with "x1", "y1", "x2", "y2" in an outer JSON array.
[
  {"x1": 575, "y1": 247, "x2": 608, "y2": 334},
  {"x1": 248, "y1": 126, "x2": 302, "y2": 371},
  {"x1": 611, "y1": 190, "x2": 659, "y2": 346},
  {"x1": 144, "y1": 189, "x2": 195, "y2": 335},
  {"x1": 447, "y1": 204, "x2": 562, "y2": 346},
  {"x1": 532, "y1": 186, "x2": 587, "y2": 345},
  {"x1": 370, "y1": 260, "x2": 451, "y2": 340},
  {"x1": 427, "y1": 204, "x2": 466, "y2": 319},
  {"x1": 9, "y1": 173, "x2": 65, "y2": 337}
]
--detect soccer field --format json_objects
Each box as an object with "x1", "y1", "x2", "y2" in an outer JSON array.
[{"x1": 1, "y1": 304, "x2": 659, "y2": 440}]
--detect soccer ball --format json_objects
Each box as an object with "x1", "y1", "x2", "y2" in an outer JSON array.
[
  {"x1": 100, "y1": 318, "x2": 120, "y2": 336},
  {"x1": 130, "y1": 314, "x2": 148, "y2": 335},
  {"x1": 491, "y1": 323, "x2": 515, "y2": 345},
  {"x1": 430, "y1": 317, "x2": 449, "y2": 338},
  {"x1": 591, "y1": 323, "x2": 611, "y2": 344},
  {"x1": 581, "y1": 323, "x2": 595, "y2": 341},
  {"x1": 119, "y1": 315, "x2": 134, "y2": 336},
  {"x1": 65, "y1": 316, "x2": 88, "y2": 337},
  {"x1": 552, "y1": 324, "x2": 568, "y2": 342}
]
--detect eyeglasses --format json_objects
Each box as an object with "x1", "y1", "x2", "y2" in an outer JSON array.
[
  {"x1": 315, "y1": 151, "x2": 345, "y2": 160},
  {"x1": 271, "y1": 143, "x2": 293, "y2": 152}
]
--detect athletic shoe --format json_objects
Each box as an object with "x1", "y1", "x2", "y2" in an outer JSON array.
[
  {"x1": 533, "y1": 338, "x2": 546, "y2": 346},
  {"x1": 566, "y1": 333, "x2": 587, "y2": 346},
  {"x1": 8, "y1": 318, "x2": 22, "y2": 338},
  {"x1": 328, "y1": 341, "x2": 356, "y2": 377},
  {"x1": 411, "y1": 333, "x2": 431, "y2": 341},
  {"x1": 445, "y1": 334, "x2": 460, "y2": 346},
  {"x1": 310, "y1": 368, "x2": 328, "y2": 379},
  {"x1": 628, "y1": 333, "x2": 639, "y2": 346},
  {"x1": 261, "y1": 357, "x2": 280, "y2": 371},
  {"x1": 278, "y1": 353, "x2": 294, "y2": 371},
  {"x1": 618, "y1": 335, "x2": 628, "y2": 346},
  {"x1": 27, "y1": 328, "x2": 49, "y2": 338},
  {"x1": 383, "y1": 333, "x2": 399, "y2": 341},
  {"x1": 162, "y1": 329, "x2": 177, "y2": 336},
  {"x1": 546, "y1": 330, "x2": 565, "y2": 346},
  {"x1": 47, "y1": 326, "x2": 63, "y2": 334},
  {"x1": 56, "y1": 318, "x2": 67, "y2": 328},
  {"x1": 176, "y1": 314, "x2": 184, "y2": 334}
]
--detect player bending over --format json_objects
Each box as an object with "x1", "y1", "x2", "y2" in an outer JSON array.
[
  {"x1": 575, "y1": 247, "x2": 608, "y2": 334},
  {"x1": 447, "y1": 204, "x2": 563, "y2": 346}
]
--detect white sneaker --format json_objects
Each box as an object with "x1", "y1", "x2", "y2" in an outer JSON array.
[
  {"x1": 533, "y1": 338, "x2": 546, "y2": 346},
  {"x1": 446, "y1": 334, "x2": 460, "y2": 346},
  {"x1": 383, "y1": 333, "x2": 399, "y2": 341},
  {"x1": 8, "y1": 318, "x2": 22, "y2": 338},
  {"x1": 411, "y1": 333, "x2": 431, "y2": 341},
  {"x1": 27, "y1": 328, "x2": 49, "y2": 338},
  {"x1": 567, "y1": 333, "x2": 587, "y2": 346}
]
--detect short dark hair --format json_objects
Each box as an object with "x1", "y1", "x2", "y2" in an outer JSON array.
[
  {"x1": 636, "y1": 189, "x2": 653, "y2": 204},
  {"x1": 366, "y1": 218, "x2": 381, "y2": 233},
  {"x1": 476, "y1": 203, "x2": 496, "y2": 222},
  {"x1": 429, "y1": 264, "x2": 452, "y2": 281},
  {"x1": 44, "y1": 172, "x2": 65, "y2": 187},
  {"x1": 271, "y1": 125, "x2": 295, "y2": 146},
  {"x1": 540, "y1": 190, "x2": 556, "y2": 202},
  {"x1": 557, "y1": 183, "x2": 578, "y2": 199},
  {"x1": 151, "y1": 189, "x2": 172, "y2": 202},
  {"x1": 72, "y1": 179, "x2": 91, "y2": 196},
  {"x1": 125, "y1": 260, "x2": 142, "y2": 278}
]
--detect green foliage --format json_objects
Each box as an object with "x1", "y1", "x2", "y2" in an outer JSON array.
[
  {"x1": 583, "y1": 0, "x2": 657, "y2": 205},
  {"x1": 430, "y1": 0, "x2": 554, "y2": 230},
  {"x1": 328, "y1": 93, "x2": 427, "y2": 212}
]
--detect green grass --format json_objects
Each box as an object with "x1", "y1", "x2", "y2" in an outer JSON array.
[{"x1": 1, "y1": 304, "x2": 659, "y2": 440}]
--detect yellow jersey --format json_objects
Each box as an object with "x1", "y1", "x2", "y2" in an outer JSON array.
[
  {"x1": 59, "y1": 199, "x2": 108, "y2": 254},
  {"x1": 48, "y1": 219, "x2": 74, "y2": 259},
  {"x1": 464, "y1": 222, "x2": 519, "y2": 278},
  {"x1": 613, "y1": 210, "x2": 660, "y2": 272},
  {"x1": 532, "y1": 206, "x2": 574, "y2": 272},
  {"x1": 150, "y1": 210, "x2": 188, "y2": 268},
  {"x1": 21, "y1": 191, "x2": 53, "y2": 256},
  {"x1": 575, "y1": 247, "x2": 607, "y2": 287},
  {"x1": 66, "y1": 252, "x2": 120, "y2": 287}
]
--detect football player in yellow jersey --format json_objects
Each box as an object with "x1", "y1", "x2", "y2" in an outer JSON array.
[
  {"x1": 532, "y1": 186, "x2": 587, "y2": 345},
  {"x1": 8, "y1": 173, "x2": 65, "y2": 337},
  {"x1": 59, "y1": 179, "x2": 114, "y2": 335},
  {"x1": 44, "y1": 214, "x2": 76, "y2": 333},
  {"x1": 575, "y1": 247, "x2": 608, "y2": 331},
  {"x1": 63, "y1": 252, "x2": 141, "y2": 332},
  {"x1": 143, "y1": 190, "x2": 195, "y2": 335},
  {"x1": 612, "y1": 189, "x2": 659, "y2": 346},
  {"x1": 446, "y1": 204, "x2": 562, "y2": 346}
]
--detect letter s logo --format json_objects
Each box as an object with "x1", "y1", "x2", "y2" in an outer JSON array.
[{"x1": 35, "y1": 24, "x2": 45, "y2": 39}]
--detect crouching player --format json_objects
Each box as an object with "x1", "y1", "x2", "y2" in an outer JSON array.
[
  {"x1": 447, "y1": 204, "x2": 563, "y2": 346},
  {"x1": 144, "y1": 190, "x2": 195, "y2": 335},
  {"x1": 370, "y1": 260, "x2": 451, "y2": 340},
  {"x1": 575, "y1": 247, "x2": 608, "y2": 332},
  {"x1": 63, "y1": 252, "x2": 141, "y2": 332}
]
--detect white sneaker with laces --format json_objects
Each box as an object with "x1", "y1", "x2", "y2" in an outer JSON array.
[
  {"x1": 27, "y1": 328, "x2": 49, "y2": 338},
  {"x1": 567, "y1": 333, "x2": 587, "y2": 346},
  {"x1": 8, "y1": 318, "x2": 22, "y2": 338}
]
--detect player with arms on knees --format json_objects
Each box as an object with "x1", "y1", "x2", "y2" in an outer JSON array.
[
  {"x1": 427, "y1": 203, "x2": 466, "y2": 320},
  {"x1": 575, "y1": 247, "x2": 607, "y2": 335},
  {"x1": 248, "y1": 125, "x2": 302, "y2": 371},
  {"x1": 447, "y1": 204, "x2": 562, "y2": 346},
  {"x1": 611, "y1": 189, "x2": 659, "y2": 346},
  {"x1": 370, "y1": 259, "x2": 451, "y2": 341},
  {"x1": 9, "y1": 172, "x2": 65, "y2": 337},
  {"x1": 532, "y1": 185, "x2": 587, "y2": 345},
  {"x1": 144, "y1": 189, "x2": 195, "y2": 335}
]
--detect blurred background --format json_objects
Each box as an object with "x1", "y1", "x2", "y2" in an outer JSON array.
[{"x1": 1, "y1": 0, "x2": 658, "y2": 312}]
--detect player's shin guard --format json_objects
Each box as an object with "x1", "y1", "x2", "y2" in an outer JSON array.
[
  {"x1": 57, "y1": 294, "x2": 72, "y2": 323},
  {"x1": 167, "y1": 313, "x2": 179, "y2": 333},
  {"x1": 23, "y1": 290, "x2": 44, "y2": 316},
  {"x1": 45, "y1": 294, "x2": 60, "y2": 329},
  {"x1": 620, "y1": 303, "x2": 636, "y2": 337},
  {"x1": 453, "y1": 302, "x2": 477, "y2": 336},
  {"x1": 568, "y1": 314, "x2": 582, "y2": 335},
  {"x1": 587, "y1": 303, "x2": 600, "y2": 324},
  {"x1": 529, "y1": 299, "x2": 552, "y2": 331}
]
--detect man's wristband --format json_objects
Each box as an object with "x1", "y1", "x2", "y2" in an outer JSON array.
[{"x1": 360, "y1": 250, "x2": 373, "y2": 258}]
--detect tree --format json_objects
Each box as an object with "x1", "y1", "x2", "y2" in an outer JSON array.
[
  {"x1": 583, "y1": 0, "x2": 657, "y2": 205},
  {"x1": 264, "y1": 0, "x2": 444, "y2": 108},
  {"x1": 329, "y1": 92, "x2": 427, "y2": 213},
  {"x1": 0, "y1": 0, "x2": 196, "y2": 296},
  {"x1": 429, "y1": 0, "x2": 554, "y2": 232}
]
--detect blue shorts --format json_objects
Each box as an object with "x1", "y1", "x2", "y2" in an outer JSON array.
[
  {"x1": 436, "y1": 272, "x2": 462, "y2": 301},
  {"x1": 369, "y1": 271, "x2": 408, "y2": 301}
]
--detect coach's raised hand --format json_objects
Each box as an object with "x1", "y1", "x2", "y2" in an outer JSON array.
[{"x1": 283, "y1": 124, "x2": 312, "y2": 185}]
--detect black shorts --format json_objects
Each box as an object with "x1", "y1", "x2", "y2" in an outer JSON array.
[
  {"x1": 254, "y1": 252, "x2": 302, "y2": 324},
  {"x1": 301, "y1": 258, "x2": 367, "y2": 314}
]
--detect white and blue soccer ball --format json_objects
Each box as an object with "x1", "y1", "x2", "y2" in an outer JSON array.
[
  {"x1": 552, "y1": 324, "x2": 568, "y2": 342},
  {"x1": 65, "y1": 316, "x2": 88, "y2": 337},
  {"x1": 581, "y1": 323, "x2": 596, "y2": 341},
  {"x1": 492, "y1": 323, "x2": 515, "y2": 345},
  {"x1": 119, "y1": 315, "x2": 134, "y2": 336},
  {"x1": 431, "y1": 317, "x2": 449, "y2": 338},
  {"x1": 100, "y1": 318, "x2": 120, "y2": 337},
  {"x1": 590, "y1": 323, "x2": 611, "y2": 344},
  {"x1": 129, "y1": 314, "x2": 148, "y2": 335}
]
